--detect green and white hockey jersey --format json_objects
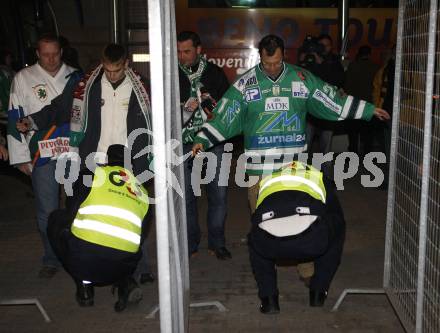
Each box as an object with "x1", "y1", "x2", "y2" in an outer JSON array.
[{"x1": 193, "y1": 63, "x2": 376, "y2": 175}]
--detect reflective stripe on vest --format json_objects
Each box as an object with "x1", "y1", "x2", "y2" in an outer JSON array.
[
  {"x1": 73, "y1": 218, "x2": 141, "y2": 252},
  {"x1": 71, "y1": 166, "x2": 149, "y2": 253},
  {"x1": 78, "y1": 205, "x2": 142, "y2": 227},
  {"x1": 256, "y1": 162, "x2": 326, "y2": 208}
]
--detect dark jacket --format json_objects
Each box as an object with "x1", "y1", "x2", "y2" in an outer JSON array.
[
  {"x1": 178, "y1": 60, "x2": 229, "y2": 126},
  {"x1": 344, "y1": 58, "x2": 380, "y2": 103},
  {"x1": 30, "y1": 70, "x2": 152, "y2": 178},
  {"x1": 315, "y1": 53, "x2": 345, "y2": 89},
  {"x1": 306, "y1": 53, "x2": 345, "y2": 130},
  {"x1": 382, "y1": 58, "x2": 395, "y2": 115}
]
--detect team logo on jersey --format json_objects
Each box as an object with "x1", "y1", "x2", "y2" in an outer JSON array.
[
  {"x1": 322, "y1": 84, "x2": 337, "y2": 99},
  {"x1": 265, "y1": 97, "x2": 289, "y2": 111},
  {"x1": 33, "y1": 84, "x2": 47, "y2": 102},
  {"x1": 312, "y1": 89, "x2": 341, "y2": 114},
  {"x1": 233, "y1": 69, "x2": 258, "y2": 92},
  {"x1": 256, "y1": 110, "x2": 300, "y2": 133},
  {"x1": 252, "y1": 133, "x2": 306, "y2": 147},
  {"x1": 292, "y1": 82, "x2": 309, "y2": 99},
  {"x1": 244, "y1": 76, "x2": 258, "y2": 86},
  {"x1": 221, "y1": 99, "x2": 240, "y2": 125},
  {"x1": 272, "y1": 85, "x2": 280, "y2": 96},
  {"x1": 245, "y1": 88, "x2": 261, "y2": 102}
]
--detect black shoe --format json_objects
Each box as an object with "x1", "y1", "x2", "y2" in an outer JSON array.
[
  {"x1": 260, "y1": 295, "x2": 280, "y2": 314},
  {"x1": 114, "y1": 278, "x2": 142, "y2": 312},
  {"x1": 309, "y1": 290, "x2": 328, "y2": 307},
  {"x1": 38, "y1": 266, "x2": 58, "y2": 279},
  {"x1": 140, "y1": 272, "x2": 155, "y2": 284},
  {"x1": 75, "y1": 282, "x2": 94, "y2": 307},
  {"x1": 209, "y1": 247, "x2": 232, "y2": 260}
]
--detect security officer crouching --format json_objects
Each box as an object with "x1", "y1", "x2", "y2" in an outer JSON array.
[
  {"x1": 47, "y1": 144, "x2": 151, "y2": 312},
  {"x1": 248, "y1": 161, "x2": 345, "y2": 314}
]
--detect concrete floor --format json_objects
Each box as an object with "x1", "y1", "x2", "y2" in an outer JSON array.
[{"x1": 0, "y1": 163, "x2": 404, "y2": 332}]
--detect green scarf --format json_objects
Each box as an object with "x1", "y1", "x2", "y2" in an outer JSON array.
[{"x1": 179, "y1": 55, "x2": 208, "y2": 144}]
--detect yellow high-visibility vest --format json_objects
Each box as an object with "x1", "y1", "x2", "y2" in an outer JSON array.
[
  {"x1": 256, "y1": 161, "x2": 326, "y2": 209},
  {"x1": 71, "y1": 166, "x2": 149, "y2": 253}
]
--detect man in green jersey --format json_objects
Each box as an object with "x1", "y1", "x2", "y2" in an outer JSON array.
[
  {"x1": 192, "y1": 34, "x2": 389, "y2": 284},
  {"x1": 192, "y1": 34, "x2": 389, "y2": 176}
]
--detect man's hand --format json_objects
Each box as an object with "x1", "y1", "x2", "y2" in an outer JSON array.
[
  {"x1": 184, "y1": 97, "x2": 199, "y2": 113},
  {"x1": 192, "y1": 143, "x2": 204, "y2": 157},
  {"x1": 16, "y1": 117, "x2": 32, "y2": 133},
  {"x1": 0, "y1": 145, "x2": 8, "y2": 161},
  {"x1": 373, "y1": 108, "x2": 390, "y2": 121},
  {"x1": 200, "y1": 94, "x2": 216, "y2": 120},
  {"x1": 17, "y1": 162, "x2": 32, "y2": 176}
]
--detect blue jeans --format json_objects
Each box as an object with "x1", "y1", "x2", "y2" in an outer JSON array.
[
  {"x1": 32, "y1": 160, "x2": 61, "y2": 267},
  {"x1": 184, "y1": 144, "x2": 228, "y2": 254}
]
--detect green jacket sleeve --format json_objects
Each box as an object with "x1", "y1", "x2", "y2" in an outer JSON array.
[
  {"x1": 193, "y1": 85, "x2": 246, "y2": 150},
  {"x1": 303, "y1": 70, "x2": 375, "y2": 122}
]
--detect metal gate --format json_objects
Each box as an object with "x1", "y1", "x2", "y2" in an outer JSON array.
[
  {"x1": 383, "y1": 0, "x2": 440, "y2": 332},
  {"x1": 333, "y1": 1, "x2": 440, "y2": 332}
]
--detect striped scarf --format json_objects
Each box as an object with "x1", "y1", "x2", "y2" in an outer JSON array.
[
  {"x1": 179, "y1": 56, "x2": 208, "y2": 144},
  {"x1": 70, "y1": 64, "x2": 152, "y2": 149}
]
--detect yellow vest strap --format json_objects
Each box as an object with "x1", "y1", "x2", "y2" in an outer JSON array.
[
  {"x1": 259, "y1": 174, "x2": 326, "y2": 204},
  {"x1": 73, "y1": 219, "x2": 141, "y2": 245},
  {"x1": 78, "y1": 205, "x2": 142, "y2": 227}
]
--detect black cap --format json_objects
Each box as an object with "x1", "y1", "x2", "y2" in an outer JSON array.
[
  {"x1": 252, "y1": 190, "x2": 327, "y2": 236},
  {"x1": 107, "y1": 144, "x2": 130, "y2": 166}
]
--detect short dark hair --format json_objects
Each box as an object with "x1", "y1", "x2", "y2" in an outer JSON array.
[
  {"x1": 37, "y1": 33, "x2": 61, "y2": 50},
  {"x1": 258, "y1": 35, "x2": 284, "y2": 56},
  {"x1": 102, "y1": 43, "x2": 127, "y2": 63},
  {"x1": 318, "y1": 34, "x2": 333, "y2": 44},
  {"x1": 177, "y1": 31, "x2": 201, "y2": 48}
]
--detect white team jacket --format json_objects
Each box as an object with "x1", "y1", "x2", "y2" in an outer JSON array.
[{"x1": 7, "y1": 63, "x2": 75, "y2": 165}]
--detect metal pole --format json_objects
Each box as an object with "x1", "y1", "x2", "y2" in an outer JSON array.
[
  {"x1": 415, "y1": 1, "x2": 437, "y2": 331},
  {"x1": 147, "y1": 1, "x2": 172, "y2": 332},
  {"x1": 338, "y1": 0, "x2": 349, "y2": 59},
  {"x1": 110, "y1": 0, "x2": 119, "y2": 43},
  {"x1": 0, "y1": 299, "x2": 51, "y2": 323},
  {"x1": 331, "y1": 289, "x2": 385, "y2": 312},
  {"x1": 166, "y1": 1, "x2": 190, "y2": 330},
  {"x1": 383, "y1": 0, "x2": 405, "y2": 290}
]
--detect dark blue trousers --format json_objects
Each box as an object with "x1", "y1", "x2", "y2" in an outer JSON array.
[
  {"x1": 48, "y1": 209, "x2": 143, "y2": 286},
  {"x1": 248, "y1": 189, "x2": 345, "y2": 299}
]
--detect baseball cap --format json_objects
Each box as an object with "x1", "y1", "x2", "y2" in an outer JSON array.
[
  {"x1": 107, "y1": 144, "x2": 130, "y2": 166},
  {"x1": 252, "y1": 190, "x2": 326, "y2": 237}
]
